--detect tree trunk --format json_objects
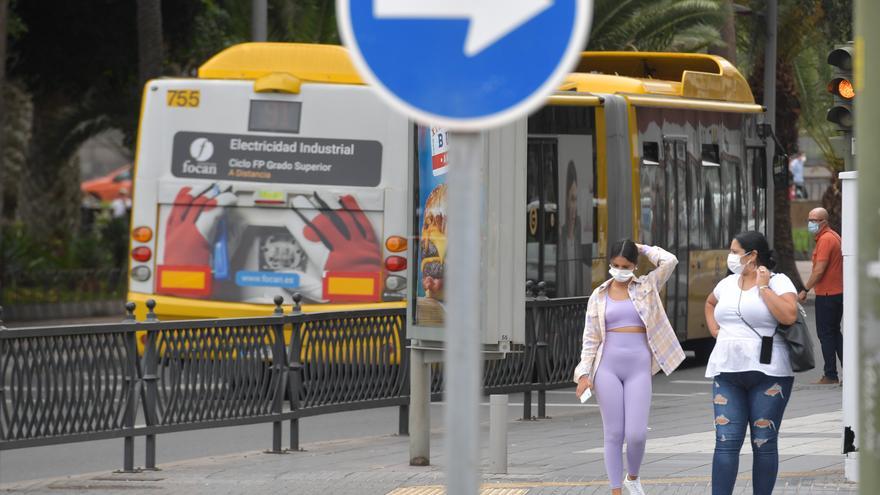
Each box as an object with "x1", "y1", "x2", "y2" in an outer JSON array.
[
  {"x1": 0, "y1": 0, "x2": 9, "y2": 251},
  {"x1": 136, "y1": 0, "x2": 163, "y2": 89},
  {"x1": 16, "y1": 94, "x2": 81, "y2": 243},
  {"x1": 0, "y1": 0, "x2": 10, "y2": 290},
  {"x1": 822, "y1": 178, "x2": 842, "y2": 234},
  {"x1": 710, "y1": 0, "x2": 737, "y2": 64}
]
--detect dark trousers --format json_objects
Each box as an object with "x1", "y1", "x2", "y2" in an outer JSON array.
[{"x1": 815, "y1": 294, "x2": 844, "y2": 380}]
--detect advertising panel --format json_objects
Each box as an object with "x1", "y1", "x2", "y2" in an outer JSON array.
[
  {"x1": 413, "y1": 126, "x2": 448, "y2": 327},
  {"x1": 154, "y1": 183, "x2": 384, "y2": 305},
  {"x1": 555, "y1": 135, "x2": 593, "y2": 297},
  {"x1": 171, "y1": 131, "x2": 382, "y2": 186}
]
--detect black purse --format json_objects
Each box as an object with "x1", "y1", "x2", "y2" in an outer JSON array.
[
  {"x1": 776, "y1": 303, "x2": 816, "y2": 372},
  {"x1": 737, "y1": 280, "x2": 816, "y2": 372}
]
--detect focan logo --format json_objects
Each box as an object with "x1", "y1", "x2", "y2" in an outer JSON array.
[
  {"x1": 190, "y1": 137, "x2": 214, "y2": 161},
  {"x1": 430, "y1": 127, "x2": 448, "y2": 176}
]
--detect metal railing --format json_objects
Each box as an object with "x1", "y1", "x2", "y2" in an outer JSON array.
[{"x1": 0, "y1": 291, "x2": 587, "y2": 471}]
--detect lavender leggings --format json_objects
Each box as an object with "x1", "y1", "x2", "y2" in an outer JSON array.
[{"x1": 593, "y1": 331, "x2": 653, "y2": 489}]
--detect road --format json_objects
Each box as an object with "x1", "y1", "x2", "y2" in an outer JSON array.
[{"x1": 1, "y1": 304, "x2": 842, "y2": 486}]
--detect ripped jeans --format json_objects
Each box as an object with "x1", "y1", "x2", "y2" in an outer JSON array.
[{"x1": 711, "y1": 372, "x2": 794, "y2": 495}]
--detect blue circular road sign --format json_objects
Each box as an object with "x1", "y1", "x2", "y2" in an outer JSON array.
[{"x1": 337, "y1": 0, "x2": 592, "y2": 130}]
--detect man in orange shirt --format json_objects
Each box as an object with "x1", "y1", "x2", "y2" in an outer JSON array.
[{"x1": 798, "y1": 208, "x2": 843, "y2": 385}]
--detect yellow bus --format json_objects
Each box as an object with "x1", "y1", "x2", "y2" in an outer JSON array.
[
  {"x1": 127, "y1": 43, "x2": 411, "y2": 321},
  {"x1": 127, "y1": 43, "x2": 767, "y2": 358}
]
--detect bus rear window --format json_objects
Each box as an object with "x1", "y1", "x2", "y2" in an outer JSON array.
[{"x1": 249, "y1": 100, "x2": 302, "y2": 134}]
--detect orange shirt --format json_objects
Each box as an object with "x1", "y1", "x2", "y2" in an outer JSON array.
[{"x1": 812, "y1": 226, "x2": 843, "y2": 296}]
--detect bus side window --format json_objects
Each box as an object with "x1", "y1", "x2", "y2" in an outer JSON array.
[
  {"x1": 688, "y1": 150, "x2": 702, "y2": 250},
  {"x1": 640, "y1": 142, "x2": 661, "y2": 246},
  {"x1": 748, "y1": 147, "x2": 767, "y2": 233},
  {"x1": 701, "y1": 144, "x2": 722, "y2": 249},
  {"x1": 722, "y1": 154, "x2": 744, "y2": 243}
]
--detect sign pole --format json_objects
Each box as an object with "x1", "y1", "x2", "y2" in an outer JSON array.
[
  {"x1": 445, "y1": 131, "x2": 484, "y2": 495},
  {"x1": 856, "y1": 0, "x2": 880, "y2": 492}
]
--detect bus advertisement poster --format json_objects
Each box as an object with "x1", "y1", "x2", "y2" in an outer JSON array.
[
  {"x1": 155, "y1": 183, "x2": 385, "y2": 305},
  {"x1": 414, "y1": 126, "x2": 448, "y2": 327}
]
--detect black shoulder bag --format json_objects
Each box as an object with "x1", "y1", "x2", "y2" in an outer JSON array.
[
  {"x1": 736, "y1": 278, "x2": 816, "y2": 372},
  {"x1": 776, "y1": 303, "x2": 816, "y2": 372}
]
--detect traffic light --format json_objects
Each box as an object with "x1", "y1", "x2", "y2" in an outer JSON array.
[{"x1": 827, "y1": 43, "x2": 854, "y2": 131}]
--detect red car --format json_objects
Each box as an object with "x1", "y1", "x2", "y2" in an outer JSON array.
[{"x1": 81, "y1": 165, "x2": 132, "y2": 202}]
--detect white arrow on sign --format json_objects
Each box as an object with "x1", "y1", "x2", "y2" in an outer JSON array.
[{"x1": 374, "y1": 0, "x2": 554, "y2": 57}]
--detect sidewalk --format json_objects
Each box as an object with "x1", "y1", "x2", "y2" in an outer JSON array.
[{"x1": 1, "y1": 375, "x2": 856, "y2": 495}]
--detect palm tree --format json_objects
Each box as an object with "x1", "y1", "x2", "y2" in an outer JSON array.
[
  {"x1": 137, "y1": 0, "x2": 164, "y2": 88},
  {"x1": 587, "y1": 0, "x2": 726, "y2": 52},
  {"x1": 737, "y1": 0, "x2": 851, "y2": 289}
]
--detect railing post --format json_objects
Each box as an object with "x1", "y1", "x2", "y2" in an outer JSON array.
[
  {"x1": 121, "y1": 302, "x2": 140, "y2": 473},
  {"x1": 522, "y1": 281, "x2": 535, "y2": 421},
  {"x1": 535, "y1": 283, "x2": 549, "y2": 419},
  {"x1": 141, "y1": 300, "x2": 160, "y2": 469},
  {"x1": 269, "y1": 296, "x2": 287, "y2": 454},
  {"x1": 0, "y1": 307, "x2": 6, "y2": 439},
  {"x1": 287, "y1": 294, "x2": 304, "y2": 451}
]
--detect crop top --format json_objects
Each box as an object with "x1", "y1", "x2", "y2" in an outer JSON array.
[{"x1": 605, "y1": 294, "x2": 646, "y2": 331}]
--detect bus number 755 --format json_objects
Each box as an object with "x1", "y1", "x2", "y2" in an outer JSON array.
[{"x1": 166, "y1": 89, "x2": 200, "y2": 108}]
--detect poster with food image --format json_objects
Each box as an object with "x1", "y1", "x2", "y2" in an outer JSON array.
[{"x1": 414, "y1": 126, "x2": 448, "y2": 327}]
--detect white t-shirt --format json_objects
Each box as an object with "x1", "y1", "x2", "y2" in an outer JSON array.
[{"x1": 705, "y1": 273, "x2": 797, "y2": 378}]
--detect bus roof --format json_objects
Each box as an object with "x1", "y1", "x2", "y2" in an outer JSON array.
[
  {"x1": 198, "y1": 42, "x2": 364, "y2": 89},
  {"x1": 563, "y1": 52, "x2": 755, "y2": 104},
  {"x1": 198, "y1": 43, "x2": 754, "y2": 104}
]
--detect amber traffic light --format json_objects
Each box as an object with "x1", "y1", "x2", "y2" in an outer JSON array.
[{"x1": 826, "y1": 44, "x2": 854, "y2": 131}]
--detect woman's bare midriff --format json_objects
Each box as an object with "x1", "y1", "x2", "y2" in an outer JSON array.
[{"x1": 607, "y1": 326, "x2": 647, "y2": 334}]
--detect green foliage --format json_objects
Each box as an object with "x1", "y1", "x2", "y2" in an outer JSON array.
[
  {"x1": 736, "y1": 0, "x2": 853, "y2": 172},
  {"x1": 588, "y1": 0, "x2": 725, "y2": 51},
  {"x1": 1, "y1": 216, "x2": 121, "y2": 273}
]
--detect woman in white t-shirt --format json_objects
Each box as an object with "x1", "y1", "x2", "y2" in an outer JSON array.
[{"x1": 704, "y1": 231, "x2": 798, "y2": 495}]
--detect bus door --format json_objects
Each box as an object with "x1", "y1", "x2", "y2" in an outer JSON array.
[
  {"x1": 526, "y1": 138, "x2": 559, "y2": 296},
  {"x1": 663, "y1": 137, "x2": 690, "y2": 338}
]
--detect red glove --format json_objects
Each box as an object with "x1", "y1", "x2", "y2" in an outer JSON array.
[
  {"x1": 164, "y1": 187, "x2": 217, "y2": 266},
  {"x1": 301, "y1": 194, "x2": 382, "y2": 273}
]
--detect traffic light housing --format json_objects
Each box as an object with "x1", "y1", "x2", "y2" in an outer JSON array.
[{"x1": 827, "y1": 44, "x2": 854, "y2": 131}]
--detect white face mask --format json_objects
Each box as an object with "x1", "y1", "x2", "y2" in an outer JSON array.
[
  {"x1": 609, "y1": 266, "x2": 634, "y2": 282},
  {"x1": 727, "y1": 252, "x2": 751, "y2": 274}
]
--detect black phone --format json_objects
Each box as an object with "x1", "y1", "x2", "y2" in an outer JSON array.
[{"x1": 760, "y1": 336, "x2": 774, "y2": 364}]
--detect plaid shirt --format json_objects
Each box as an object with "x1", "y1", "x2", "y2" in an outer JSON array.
[{"x1": 573, "y1": 245, "x2": 686, "y2": 382}]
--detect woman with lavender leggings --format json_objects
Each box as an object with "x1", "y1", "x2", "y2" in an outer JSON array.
[{"x1": 574, "y1": 240, "x2": 685, "y2": 495}]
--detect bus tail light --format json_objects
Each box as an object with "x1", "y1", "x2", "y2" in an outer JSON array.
[
  {"x1": 384, "y1": 256, "x2": 407, "y2": 272},
  {"x1": 385, "y1": 236, "x2": 407, "y2": 253},
  {"x1": 131, "y1": 246, "x2": 152, "y2": 262},
  {"x1": 132, "y1": 226, "x2": 153, "y2": 243},
  {"x1": 385, "y1": 275, "x2": 406, "y2": 291},
  {"x1": 131, "y1": 266, "x2": 152, "y2": 282}
]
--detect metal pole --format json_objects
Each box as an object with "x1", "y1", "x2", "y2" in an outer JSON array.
[
  {"x1": 252, "y1": 0, "x2": 267, "y2": 42},
  {"x1": 488, "y1": 394, "x2": 508, "y2": 474},
  {"x1": 840, "y1": 171, "x2": 859, "y2": 482},
  {"x1": 445, "y1": 132, "x2": 483, "y2": 495},
  {"x1": 763, "y1": 0, "x2": 777, "y2": 247},
  {"x1": 409, "y1": 347, "x2": 430, "y2": 465},
  {"x1": 856, "y1": 0, "x2": 880, "y2": 492}
]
